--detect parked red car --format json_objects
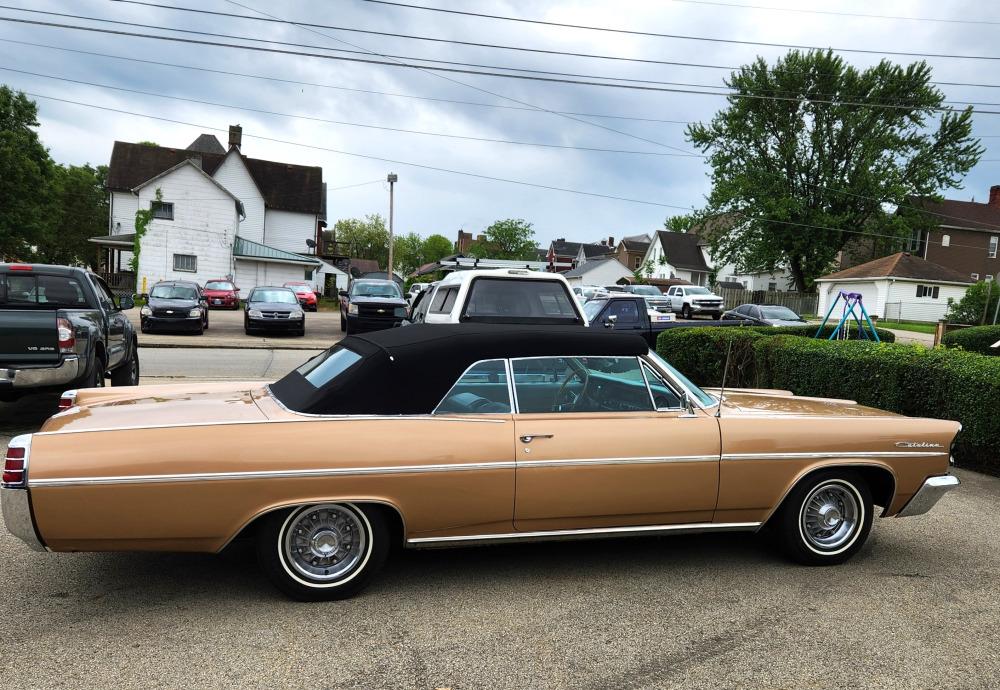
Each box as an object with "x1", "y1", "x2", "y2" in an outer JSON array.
[
  {"x1": 202, "y1": 279, "x2": 241, "y2": 310},
  {"x1": 283, "y1": 281, "x2": 318, "y2": 311}
]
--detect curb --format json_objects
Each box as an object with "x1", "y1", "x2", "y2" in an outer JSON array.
[{"x1": 138, "y1": 342, "x2": 330, "y2": 350}]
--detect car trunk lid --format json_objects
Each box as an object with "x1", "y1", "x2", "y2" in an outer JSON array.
[{"x1": 0, "y1": 310, "x2": 60, "y2": 364}]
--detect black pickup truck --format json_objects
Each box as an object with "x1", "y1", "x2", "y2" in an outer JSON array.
[
  {"x1": 0, "y1": 264, "x2": 139, "y2": 402},
  {"x1": 582, "y1": 295, "x2": 749, "y2": 346}
]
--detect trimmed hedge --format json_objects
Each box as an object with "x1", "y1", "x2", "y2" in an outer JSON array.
[
  {"x1": 941, "y1": 324, "x2": 1000, "y2": 356},
  {"x1": 655, "y1": 324, "x2": 894, "y2": 388},
  {"x1": 655, "y1": 328, "x2": 1000, "y2": 472}
]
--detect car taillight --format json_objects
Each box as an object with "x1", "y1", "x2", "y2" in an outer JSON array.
[
  {"x1": 3, "y1": 446, "x2": 26, "y2": 487},
  {"x1": 8, "y1": 264, "x2": 33, "y2": 271},
  {"x1": 57, "y1": 317, "x2": 75, "y2": 353},
  {"x1": 58, "y1": 389, "x2": 78, "y2": 411}
]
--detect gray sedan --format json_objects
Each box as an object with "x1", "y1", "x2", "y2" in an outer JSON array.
[{"x1": 721, "y1": 304, "x2": 806, "y2": 326}]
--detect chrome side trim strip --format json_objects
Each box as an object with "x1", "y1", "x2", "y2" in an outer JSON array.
[
  {"x1": 29, "y1": 461, "x2": 518, "y2": 487},
  {"x1": 517, "y1": 455, "x2": 718, "y2": 468},
  {"x1": 722, "y1": 451, "x2": 947, "y2": 460},
  {"x1": 35, "y1": 414, "x2": 507, "y2": 436},
  {"x1": 407, "y1": 521, "x2": 762, "y2": 547}
]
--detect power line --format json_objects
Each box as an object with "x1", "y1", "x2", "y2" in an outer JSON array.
[
  {"x1": 667, "y1": 0, "x2": 1000, "y2": 28},
  {"x1": 6, "y1": 15, "x2": 1000, "y2": 116},
  {"x1": 0, "y1": 37, "x2": 698, "y2": 125},
  {"x1": 362, "y1": 0, "x2": 1000, "y2": 64},
  {"x1": 107, "y1": 0, "x2": 1000, "y2": 92},
  {"x1": 24, "y1": 90, "x2": 998, "y2": 248},
  {"x1": 0, "y1": 65, "x2": 702, "y2": 158}
]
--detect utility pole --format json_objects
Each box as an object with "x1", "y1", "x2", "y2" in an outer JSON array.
[{"x1": 386, "y1": 172, "x2": 397, "y2": 281}]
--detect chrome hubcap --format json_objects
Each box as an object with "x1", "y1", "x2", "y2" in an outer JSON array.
[
  {"x1": 283, "y1": 505, "x2": 367, "y2": 582},
  {"x1": 800, "y1": 482, "x2": 860, "y2": 551}
]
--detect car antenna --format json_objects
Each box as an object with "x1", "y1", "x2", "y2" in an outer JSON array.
[{"x1": 715, "y1": 336, "x2": 734, "y2": 418}]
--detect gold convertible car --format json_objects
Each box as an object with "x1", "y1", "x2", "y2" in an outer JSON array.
[{"x1": 2, "y1": 325, "x2": 960, "y2": 600}]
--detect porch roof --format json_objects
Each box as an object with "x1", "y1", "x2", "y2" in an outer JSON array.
[
  {"x1": 88, "y1": 232, "x2": 136, "y2": 248},
  {"x1": 233, "y1": 236, "x2": 321, "y2": 266}
]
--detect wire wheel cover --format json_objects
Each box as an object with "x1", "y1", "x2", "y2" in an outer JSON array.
[
  {"x1": 799, "y1": 482, "x2": 861, "y2": 551},
  {"x1": 283, "y1": 505, "x2": 368, "y2": 582}
]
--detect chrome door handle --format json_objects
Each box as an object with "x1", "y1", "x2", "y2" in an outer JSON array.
[{"x1": 520, "y1": 434, "x2": 554, "y2": 443}]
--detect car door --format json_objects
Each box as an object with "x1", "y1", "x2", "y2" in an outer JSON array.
[
  {"x1": 90, "y1": 275, "x2": 128, "y2": 368},
  {"x1": 510, "y1": 355, "x2": 720, "y2": 532},
  {"x1": 603, "y1": 299, "x2": 644, "y2": 334}
]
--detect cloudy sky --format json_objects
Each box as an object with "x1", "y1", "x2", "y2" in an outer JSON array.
[{"x1": 2, "y1": 0, "x2": 998, "y2": 247}]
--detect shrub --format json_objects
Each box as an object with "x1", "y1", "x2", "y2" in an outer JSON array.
[
  {"x1": 656, "y1": 327, "x2": 766, "y2": 388},
  {"x1": 941, "y1": 324, "x2": 1000, "y2": 356},
  {"x1": 770, "y1": 323, "x2": 896, "y2": 343},
  {"x1": 945, "y1": 279, "x2": 999, "y2": 325}
]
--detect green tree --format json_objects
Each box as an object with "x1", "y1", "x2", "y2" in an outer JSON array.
[
  {"x1": 392, "y1": 232, "x2": 425, "y2": 276},
  {"x1": 468, "y1": 219, "x2": 537, "y2": 260},
  {"x1": 35, "y1": 164, "x2": 109, "y2": 266},
  {"x1": 0, "y1": 87, "x2": 55, "y2": 259},
  {"x1": 946, "y1": 280, "x2": 1000, "y2": 325},
  {"x1": 632, "y1": 260, "x2": 655, "y2": 284},
  {"x1": 421, "y1": 233, "x2": 454, "y2": 263},
  {"x1": 665, "y1": 214, "x2": 696, "y2": 232},
  {"x1": 333, "y1": 214, "x2": 390, "y2": 267},
  {"x1": 688, "y1": 50, "x2": 982, "y2": 291}
]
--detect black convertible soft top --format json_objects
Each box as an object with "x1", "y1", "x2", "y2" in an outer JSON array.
[{"x1": 269, "y1": 323, "x2": 648, "y2": 415}]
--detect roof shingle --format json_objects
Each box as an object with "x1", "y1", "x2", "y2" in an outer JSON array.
[
  {"x1": 656, "y1": 231, "x2": 710, "y2": 272},
  {"x1": 817, "y1": 252, "x2": 973, "y2": 284}
]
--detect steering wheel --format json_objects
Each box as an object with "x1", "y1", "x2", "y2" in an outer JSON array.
[{"x1": 553, "y1": 364, "x2": 589, "y2": 412}]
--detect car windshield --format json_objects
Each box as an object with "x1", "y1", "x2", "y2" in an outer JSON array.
[
  {"x1": 646, "y1": 350, "x2": 716, "y2": 407},
  {"x1": 204, "y1": 281, "x2": 233, "y2": 291},
  {"x1": 582, "y1": 299, "x2": 607, "y2": 321},
  {"x1": 631, "y1": 286, "x2": 661, "y2": 296},
  {"x1": 760, "y1": 306, "x2": 802, "y2": 320},
  {"x1": 350, "y1": 281, "x2": 402, "y2": 299},
  {"x1": 287, "y1": 285, "x2": 311, "y2": 294},
  {"x1": 251, "y1": 289, "x2": 297, "y2": 304},
  {"x1": 150, "y1": 284, "x2": 198, "y2": 300},
  {"x1": 686, "y1": 287, "x2": 712, "y2": 295}
]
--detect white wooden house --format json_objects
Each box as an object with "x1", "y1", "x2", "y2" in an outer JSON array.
[
  {"x1": 815, "y1": 252, "x2": 973, "y2": 322},
  {"x1": 93, "y1": 126, "x2": 326, "y2": 295}
]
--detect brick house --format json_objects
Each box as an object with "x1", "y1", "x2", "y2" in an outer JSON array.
[{"x1": 907, "y1": 186, "x2": 1000, "y2": 283}]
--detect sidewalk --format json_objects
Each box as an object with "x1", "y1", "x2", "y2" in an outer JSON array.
[{"x1": 884, "y1": 328, "x2": 935, "y2": 347}]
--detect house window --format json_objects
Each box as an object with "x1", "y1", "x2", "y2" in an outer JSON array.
[
  {"x1": 941, "y1": 234, "x2": 950, "y2": 247},
  {"x1": 767, "y1": 281, "x2": 777, "y2": 291},
  {"x1": 151, "y1": 201, "x2": 174, "y2": 220},
  {"x1": 915, "y1": 285, "x2": 940, "y2": 298},
  {"x1": 971, "y1": 273, "x2": 979, "y2": 281},
  {"x1": 173, "y1": 254, "x2": 197, "y2": 272},
  {"x1": 987, "y1": 275, "x2": 995, "y2": 282},
  {"x1": 633, "y1": 256, "x2": 641, "y2": 269},
  {"x1": 989, "y1": 235, "x2": 998, "y2": 259}
]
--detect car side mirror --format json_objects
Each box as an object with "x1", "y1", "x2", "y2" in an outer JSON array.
[
  {"x1": 136, "y1": 293, "x2": 148, "y2": 302},
  {"x1": 119, "y1": 294, "x2": 135, "y2": 310},
  {"x1": 339, "y1": 290, "x2": 348, "y2": 298},
  {"x1": 604, "y1": 314, "x2": 618, "y2": 329}
]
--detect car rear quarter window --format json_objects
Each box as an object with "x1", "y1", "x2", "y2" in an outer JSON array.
[
  {"x1": 430, "y1": 287, "x2": 457, "y2": 313},
  {"x1": 296, "y1": 347, "x2": 362, "y2": 388}
]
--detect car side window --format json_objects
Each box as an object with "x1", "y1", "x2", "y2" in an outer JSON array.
[
  {"x1": 91, "y1": 276, "x2": 117, "y2": 310},
  {"x1": 430, "y1": 287, "x2": 456, "y2": 313},
  {"x1": 608, "y1": 300, "x2": 640, "y2": 324},
  {"x1": 434, "y1": 360, "x2": 511, "y2": 414},
  {"x1": 512, "y1": 356, "x2": 654, "y2": 414},
  {"x1": 750, "y1": 306, "x2": 762, "y2": 319}
]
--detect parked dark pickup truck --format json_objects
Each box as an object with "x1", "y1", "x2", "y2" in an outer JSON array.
[
  {"x1": 583, "y1": 295, "x2": 749, "y2": 346},
  {"x1": 0, "y1": 264, "x2": 139, "y2": 402}
]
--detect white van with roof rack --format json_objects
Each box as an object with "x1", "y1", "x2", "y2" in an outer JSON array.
[{"x1": 408, "y1": 268, "x2": 588, "y2": 326}]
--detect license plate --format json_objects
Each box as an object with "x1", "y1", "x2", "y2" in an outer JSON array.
[
  {"x1": 653, "y1": 315, "x2": 672, "y2": 322},
  {"x1": 213, "y1": 299, "x2": 221, "y2": 304}
]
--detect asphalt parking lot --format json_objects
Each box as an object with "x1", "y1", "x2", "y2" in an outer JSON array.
[{"x1": 2, "y1": 347, "x2": 998, "y2": 689}]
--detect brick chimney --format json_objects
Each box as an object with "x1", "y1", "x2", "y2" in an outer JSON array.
[
  {"x1": 989, "y1": 185, "x2": 1000, "y2": 208},
  {"x1": 228, "y1": 124, "x2": 242, "y2": 149},
  {"x1": 608, "y1": 236, "x2": 615, "y2": 247}
]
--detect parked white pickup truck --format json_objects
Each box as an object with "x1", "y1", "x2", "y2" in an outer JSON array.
[{"x1": 665, "y1": 284, "x2": 725, "y2": 319}]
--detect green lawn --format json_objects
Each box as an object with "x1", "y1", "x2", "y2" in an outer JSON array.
[{"x1": 874, "y1": 320, "x2": 938, "y2": 334}]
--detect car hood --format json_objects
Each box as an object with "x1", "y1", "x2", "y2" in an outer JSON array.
[
  {"x1": 39, "y1": 381, "x2": 270, "y2": 435},
  {"x1": 707, "y1": 388, "x2": 901, "y2": 418},
  {"x1": 248, "y1": 301, "x2": 300, "y2": 312},
  {"x1": 147, "y1": 297, "x2": 199, "y2": 310},
  {"x1": 349, "y1": 295, "x2": 407, "y2": 306}
]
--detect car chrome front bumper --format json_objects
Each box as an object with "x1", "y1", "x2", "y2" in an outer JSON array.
[
  {"x1": 1, "y1": 488, "x2": 47, "y2": 551},
  {"x1": 1, "y1": 355, "x2": 81, "y2": 389},
  {"x1": 897, "y1": 474, "x2": 961, "y2": 517}
]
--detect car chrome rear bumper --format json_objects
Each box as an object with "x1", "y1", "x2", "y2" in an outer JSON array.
[
  {"x1": 0, "y1": 488, "x2": 47, "y2": 551},
  {"x1": 897, "y1": 474, "x2": 961, "y2": 517},
  {"x1": 1, "y1": 355, "x2": 81, "y2": 389}
]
